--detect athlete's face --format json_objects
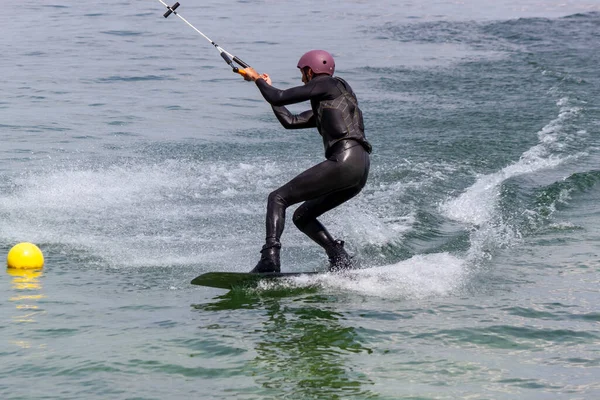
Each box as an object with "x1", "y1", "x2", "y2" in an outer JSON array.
[{"x1": 301, "y1": 68, "x2": 313, "y2": 84}]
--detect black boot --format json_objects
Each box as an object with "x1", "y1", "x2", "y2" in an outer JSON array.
[
  {"x1": 250, "y1": 242, "x2": 281, "y2": 273},
  {"x1": 326, "y1": 240, "x2": 354, "y2": 271}
]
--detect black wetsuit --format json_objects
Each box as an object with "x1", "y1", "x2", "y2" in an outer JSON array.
[{"x1": 255, "y1": 74, "x2": 371, "y2": 253}]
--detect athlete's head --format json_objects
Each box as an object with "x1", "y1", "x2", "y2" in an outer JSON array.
[{"x1": 297, "y1": 50, "x2": 335, "y2": 83}]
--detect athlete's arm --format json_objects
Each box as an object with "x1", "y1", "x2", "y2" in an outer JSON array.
[
  {"x1": 271, "y1": 106, "x2": 316, "y2": 129},
  {"x1": 242, "y1": 69, "x2": 318, "y2": 127},
  {"x1": 255, "y1": 78, "x2": 316, "y2": 107}
]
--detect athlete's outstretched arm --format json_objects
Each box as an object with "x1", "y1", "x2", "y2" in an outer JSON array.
[
  {"x1": 242, "y1": 69, "x2": 317, "y2": 128},
  {"x1": 271, "y1": 106, "x2": 316, "y2": 129},
  {"x1": 255, "y1": 78, "x2": 315, "y2": 107},
  {"x1": 244, "y1": 67, "x2": 317, "y2": 106}
]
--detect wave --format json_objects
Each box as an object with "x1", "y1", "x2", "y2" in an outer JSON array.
[
  {"x1": 254, "y1": 252, "x2": 468, "y2": 300},
  {"x1": 440, "y1": 96, "x2": 584, "y2": 262}
]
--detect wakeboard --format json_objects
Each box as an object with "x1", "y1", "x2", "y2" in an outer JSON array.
[{"x1": 191, "y1": 271, "x2": 324, "y2": 289}]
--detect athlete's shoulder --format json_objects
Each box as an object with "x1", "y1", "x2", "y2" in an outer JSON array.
[
  {"x1": 303, "y1": 75, "x2": 336, "y2": 98},
  {"x1": 310, "y1": 74, "x2": 337, "y2": 86},
  {"x1": 333, "y1": 76, "x2": 356, "y2": 95}
]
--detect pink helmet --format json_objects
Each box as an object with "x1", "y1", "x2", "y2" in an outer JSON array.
[{"x1": 297, "y1": 50, "x2": 335, "y2": 75}]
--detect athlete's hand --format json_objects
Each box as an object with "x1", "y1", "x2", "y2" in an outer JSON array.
[
  {"x1": 260, "y1": 73, "x2": 272, "y2": 85},
  {"x1": 242, "y1": 67, "x2": 260, "y2": 81}
]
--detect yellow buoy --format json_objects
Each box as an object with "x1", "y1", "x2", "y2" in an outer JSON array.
[{"x1": 7, "y1": 243, "x2": 44, "y2": 270}]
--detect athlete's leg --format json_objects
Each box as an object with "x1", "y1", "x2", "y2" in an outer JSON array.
[
  {"x1": 251, "y1": 159, "x2": 348, "y2": 273},
  {"x1": 252, "y1": 145, "x2": 369, "y2": 273},
  {"x1": 292, "y1": 184, "x2": 365, "y2": 270},
  {"x1": 263, "y1": 158, "x2": 359, "y2": 244},
  {"x1": 292, "y1": 185, "x2": 362, "y2": 247},
  {"x1": 291, "y1": 148, "x2": 370, "y2": 270}
]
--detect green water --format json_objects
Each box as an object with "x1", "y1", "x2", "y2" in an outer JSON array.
[{"x1": 2, "y1": 1, "x2": 600, "y2": 399}]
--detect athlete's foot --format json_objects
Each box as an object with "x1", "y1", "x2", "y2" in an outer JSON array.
[
  {"x1": 326, "y1": 240, "x2": 354, "y2": 271},
  {"x1": 249, "y1": 242, "x2": 281, "y2": 273}
]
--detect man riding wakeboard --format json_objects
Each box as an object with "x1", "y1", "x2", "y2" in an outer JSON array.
[{"x1": 242, "y1": 50, "x2": 372, "y2": 273}]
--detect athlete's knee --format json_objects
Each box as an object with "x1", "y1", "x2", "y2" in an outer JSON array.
[
  {"x1": 267, "y1": 190, "x2": 287, "y2": 209},
  {"x1": 292, "y1": 207, "x2": 310, "y2": 230}
]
